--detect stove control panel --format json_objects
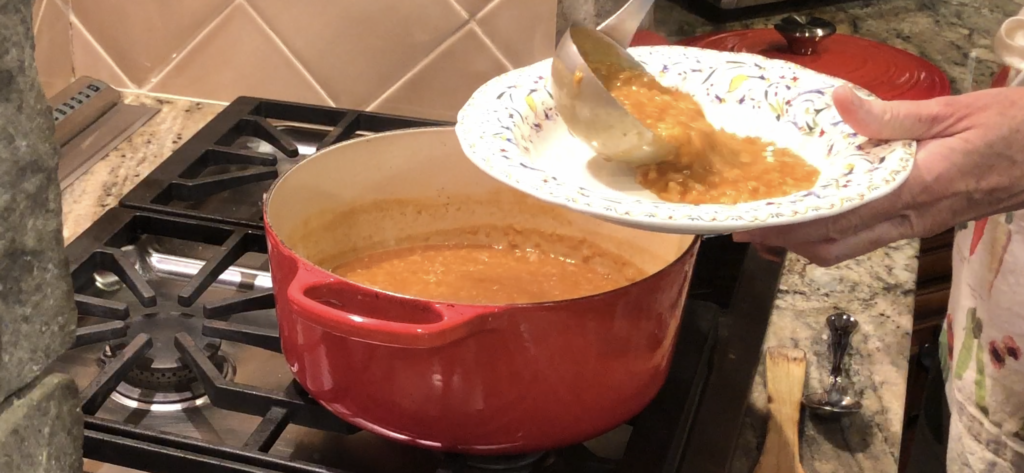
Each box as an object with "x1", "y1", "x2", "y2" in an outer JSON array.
[{"x1": 47, "y1": 76, "x2": 121, "y2": 146}]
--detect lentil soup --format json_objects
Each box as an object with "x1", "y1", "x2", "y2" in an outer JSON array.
[
  {"x1": 589, "y1": 63, "x2": 820, "y2": 205},
  {"x1": 329, "y1": 227, "x2": 646, "y2": 305}
]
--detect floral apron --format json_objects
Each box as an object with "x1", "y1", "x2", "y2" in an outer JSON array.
[
  {"x1": 943, "y1": 211, "x2": 1024, "y2": 471},
  {"x1": 937, "y1": 9, "x2": 1024, "y2": 471}
]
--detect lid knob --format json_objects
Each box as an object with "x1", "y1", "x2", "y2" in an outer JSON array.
[{"x1": 774, "y1": 15, "x2": 837, "y2": 55}]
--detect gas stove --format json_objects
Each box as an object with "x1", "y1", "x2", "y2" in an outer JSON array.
[{"x1": 56, "y1": 96, "x2": 784, "y2": 473}]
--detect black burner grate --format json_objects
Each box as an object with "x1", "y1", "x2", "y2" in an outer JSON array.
[
  {"x1": 60, "y1": 96, "x2": 785, "y2": 473},
  {"x1": 119, "y1": 96, "x2": 450, "y2": 229},
  {"x1": 67, "y1": 208, "x2": 735, "y2": 473},
  {"x1": 70, "y1": 208, "x2": 357, "y2": 472}
]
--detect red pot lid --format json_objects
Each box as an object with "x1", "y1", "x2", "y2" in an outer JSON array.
[
  {"x1": 630, "y1": 30, "x2": 673, "y2": 47},
  {"x1": 674, "y1": 16, "x2": 951, "y2": 101},
  {"x1": 993, "y1": 66, "x2": 1011, "y2": 88}
]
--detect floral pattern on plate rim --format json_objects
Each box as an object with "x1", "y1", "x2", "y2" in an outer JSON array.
[{"x1": 454, "y1": 45, "x2": 916, "y2": 231}]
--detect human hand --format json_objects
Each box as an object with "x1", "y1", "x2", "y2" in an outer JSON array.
[{"x1": 733, "y1": 84, "x2": 1024, "y2": 266}]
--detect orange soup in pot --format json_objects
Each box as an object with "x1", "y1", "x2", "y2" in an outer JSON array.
[{"x1": 330, "y1": 227, "x2": 645, "y2": 305}]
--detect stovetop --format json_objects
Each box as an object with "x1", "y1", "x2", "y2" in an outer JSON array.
[{"x1": 55, "y1": 96, "x2": 785, "y2": 473}]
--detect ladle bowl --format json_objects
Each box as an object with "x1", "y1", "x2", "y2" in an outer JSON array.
[{"x1": 550, "y1": 0, "x2": 673, "y2": 166}]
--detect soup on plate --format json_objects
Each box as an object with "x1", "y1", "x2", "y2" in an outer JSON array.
[{"x1": 589, "y1": 62, "x2": 821, "y2": 205}]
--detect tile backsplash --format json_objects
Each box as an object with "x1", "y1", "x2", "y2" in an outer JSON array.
[
  {"x1": 32, "y1": 0, "x2": 555, "y2": 122},
  {"x1": 32, "y1": 0, "x2": 73, "y2": 99}
]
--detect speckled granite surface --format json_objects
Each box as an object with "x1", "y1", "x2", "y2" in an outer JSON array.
[
  {"x1": 61, "y1": 93, "x2": 225, "y2": 244},
  {"x1": 639, "y1": 0, "x2": 1014, "y2": 471},
  {"x1": 61, "y1": 1, "x2": 1015, "y2": 467},
  {"x1": 729, "y1": 240, "x2": 920, "y2": 473},
  {"x1": 650, "y1": 0, "x2": 1019, "y2": 94}
]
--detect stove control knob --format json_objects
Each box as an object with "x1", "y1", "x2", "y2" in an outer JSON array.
[{"x1": 774, "y1": 15, "x2": 837, "y2": 56}]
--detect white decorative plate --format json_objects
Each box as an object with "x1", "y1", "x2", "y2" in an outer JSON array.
[{"x1": 454, "y1": 46, "x2": 916, "y2": 235}]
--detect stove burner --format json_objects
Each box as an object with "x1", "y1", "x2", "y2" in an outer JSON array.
[
  {"x1": 99, "y1": 308, "x2": 234, "y2": 410},
  {"x1": 441, "y1": 453, "x2": 549, "y2": 473},
  {"x1": 107, "y1": 390, "x2": 209, "y2": 412},
  {"x1": 104, "y1": 352, "x2": 235, "y2": 410},
  {"x1": 118, "y1": 97, "x2": 451, "y2": 229},
  {"x1": 123, "y1": 311, "x2": 219, "y2": 382},
  {"x1": 466, "y1": 453, "x2": 546, "y2": 469}
]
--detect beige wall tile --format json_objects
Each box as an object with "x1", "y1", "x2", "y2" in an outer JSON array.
[
  {"x1": 370, "y1": 25, "x2": 509, "y2": 122},
  {"x1": 70, "y1": 17, "x2": 133, "y2": 90},
  {"x1": 52, "y1": 0, "x2": 554, "y2": 116},
  {"x1": 476, "y1": 0, "x2": 556, "y2": 68},
  {"x1": 32, "y1": 0, "x2": 44, "y2": 31},
  {"x1": 33, "y1": 0, "x2": 70, "y2": 28},
  {"x1": 453, "y1": 0, "x2": 495, "y2": 17},
  {"x1": 247, "y1": 0, "x2": 470, "y2": 111},
  {"x1": 148, "y1": 2, "x2": 330, "y2": 106},
  {"x1": 33, "y1": 0, "x2": 74, "y2": 98},
  {"x1": 68, "y1": 0, "x2": 234, "y2": 88}
]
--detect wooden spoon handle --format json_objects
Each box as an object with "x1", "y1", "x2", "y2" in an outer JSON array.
[{"x1": 754, "y1": 347, "x2": 807, "y2": 473}]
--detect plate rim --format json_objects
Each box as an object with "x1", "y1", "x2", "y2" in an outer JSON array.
[{"x1": 455, "y1": 45, "x2": 917, "y2": 235}]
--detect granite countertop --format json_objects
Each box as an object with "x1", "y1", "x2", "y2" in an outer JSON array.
[
  {"x1": 61, "y1": 1, "x2": 1014, "y2": 469},
  {"x1": 651, "y1": 0, "x2": 1019, "y2": 94},
  {"x1": 728, "y1": 243, "x2": 920, "y2": 473},
  {"x1": 643, "y1": 0, "x2": 1016, "y2": 471},
  {"x1": 61, "y1": 94, "x2": 226, "y2": 244}
]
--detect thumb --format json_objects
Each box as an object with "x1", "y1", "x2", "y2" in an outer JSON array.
[{"x1": 832, "y1": 85, "x2": 954, "y2": 140}]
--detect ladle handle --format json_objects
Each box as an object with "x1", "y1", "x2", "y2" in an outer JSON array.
[
  {"x1": 774, "y1": 15, "x2": 837, "y2": 55},
  {"x1": 597, "y1": 0, "x2": 657, "y2": 48},
  {"x1": 825, "y1": 312, "x2": 859, "y2": 403}
]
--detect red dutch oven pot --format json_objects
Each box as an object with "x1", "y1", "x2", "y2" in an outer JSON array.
[
  {"x1": 675, "y1": 15, "x2": 951, "y2": 102},
  {"x1": 263, "y1": 127, "x2": 699, "y2": 454},
  {"x1": 993, "y1": 67, "x2": 1011, "y2": 88}
]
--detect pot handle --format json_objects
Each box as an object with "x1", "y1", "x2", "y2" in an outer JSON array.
[{"x1": 286, "y1": 269, "x2": 499, "y2": 349}]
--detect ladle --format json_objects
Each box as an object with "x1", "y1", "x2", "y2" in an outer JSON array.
[{"x1": 551, "y1": 0, "x2": 675, "y2": 166}]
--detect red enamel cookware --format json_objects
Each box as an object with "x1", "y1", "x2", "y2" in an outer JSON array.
[
  {"x1": 993, "y1": 66, "x2": 1011, "y2": 88},
  {"x1": 264, "y1": 127, "x2": 700, "y2": 454},
  {"x1": 675, "y1": 15, "x2": 951, "y2": 101}
]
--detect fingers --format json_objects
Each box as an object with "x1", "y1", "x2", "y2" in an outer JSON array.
[
  {"x1": 732, "y1": 191, "x2": 902, "y2": 246},
  {"x1": 732, "y1": 88, "x2": 974, "y2": 264},
  {"x1": 783, "y1": 214, "x2": 916, "y2": 267},
  {"x1": 734, "y1": 137, "x2": 942, "y2": 246},
  {"x1": 751, "y1": 243, "x2": 786, "y2": 262},
  {"x1": 832, "y1": 85, "x2": 961, "y2": 140}
]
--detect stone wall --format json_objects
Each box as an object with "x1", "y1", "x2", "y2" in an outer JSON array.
[{"x1": 0, "y1": 0, "x2": 83, "y2": 472}]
